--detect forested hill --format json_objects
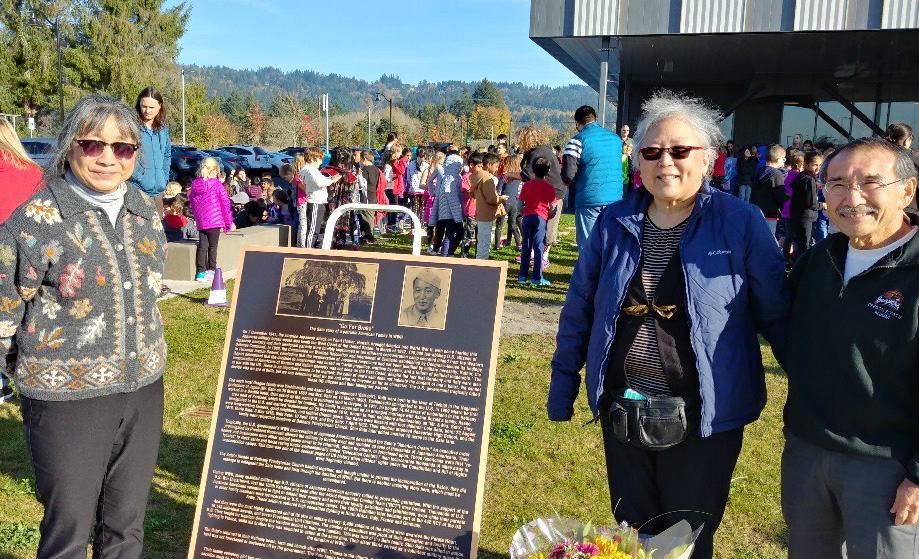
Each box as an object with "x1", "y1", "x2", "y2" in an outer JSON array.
[{"x1": 185, "y1": 64, "x2": 595, "y2": 119}]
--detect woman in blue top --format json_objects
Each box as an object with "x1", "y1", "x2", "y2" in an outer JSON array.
[
  {"x1": 131, "y1": 87, "x2": 171, "y2": 216},
  {"x1": 548, "y1": 90, "x2": 790, "y2": 558}
]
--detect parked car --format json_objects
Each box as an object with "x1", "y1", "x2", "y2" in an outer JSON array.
[
  {"x1": 201, "y1": 149, "x2": 243, "y2": 176},
  {"x1": 264, "y1": 151, "x2": 293, "y2": 175},
  {"x1": 279, "y1": 147, "x2": 306, "y2": 157},
  {"x1": 217, "y1": 145, "x2": 273, "y2": 174},
  {"x1": 20, "y1": 138, "x2": 57, "y2": 168},
  {"x1": 170, "y1": 145, "x2": 208, "y2": 181}
]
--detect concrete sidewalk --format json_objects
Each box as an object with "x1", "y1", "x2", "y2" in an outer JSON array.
[{"x1": 159, "y1": 269, "x2": 237, "y2": 300}]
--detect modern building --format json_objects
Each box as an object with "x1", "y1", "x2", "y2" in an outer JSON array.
[{"x1": 530, "y1": 0, "x2": 919, "y2": 146}]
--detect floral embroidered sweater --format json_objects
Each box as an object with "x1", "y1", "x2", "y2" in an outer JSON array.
[{"x1": 0, "y1": 176, "x2": 168, "y2": 401}]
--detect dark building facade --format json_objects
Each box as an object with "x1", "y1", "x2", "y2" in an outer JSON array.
[{"x1": 531, "y1": 0, "x2": 919, "y2": 146}]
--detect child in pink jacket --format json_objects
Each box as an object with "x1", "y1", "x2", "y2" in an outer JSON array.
[{"x1": 188, "y1": 158, "x2": 235, "y2": 282}]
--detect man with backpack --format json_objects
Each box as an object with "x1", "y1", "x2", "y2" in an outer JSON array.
[{"x1": 751, "y1": 144, "x2": 788, "y2": 238}]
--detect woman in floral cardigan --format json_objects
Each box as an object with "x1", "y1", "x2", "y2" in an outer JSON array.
[{"x1": 0, "y1": 94, "x2": 167, "y2": 558}]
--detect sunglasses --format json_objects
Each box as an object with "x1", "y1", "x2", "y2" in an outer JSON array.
[
  {"x1": 73, "y1": 139, "x2": 139, "y2": 160},
  {"x1": 639, "y1": 145, "x2": 705, "y2": 160}
]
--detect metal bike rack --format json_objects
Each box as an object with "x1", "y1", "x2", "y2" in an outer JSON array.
[{"x1": 320, "y1": 203, "x2": 424, "y2": 255}]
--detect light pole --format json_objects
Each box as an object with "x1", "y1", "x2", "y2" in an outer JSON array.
[
  {"x1": 375, "y1": 92, "x2": 392, "y2": 138},
  {"x1": 367, "y1": 103, "x2": 372, "y2": 149},
  {"x1": 322, "y1": 93, "x2": 329, "y2": 154},
  {"x1": 54, "y1": 17, "x2": 63, "y2": 124},
  {"x1": 28, "y1": 14, "x2": 65, "y2": 125},
  {"x1": 181, "y1": 69, "x2": 186, "y2": 145}
]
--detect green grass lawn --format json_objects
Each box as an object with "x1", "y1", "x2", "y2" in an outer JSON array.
[{"x1": 0, "y1": 214, "x2": 788, "y2": 558}]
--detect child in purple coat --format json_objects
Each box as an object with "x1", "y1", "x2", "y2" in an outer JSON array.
[{"x1": 189, "y1": 158, "x2": 235, "y2": 282}]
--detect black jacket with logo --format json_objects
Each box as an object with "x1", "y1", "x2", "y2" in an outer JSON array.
[{"x1": 786, "y1": 218, "x2": 919, "y2": 484}]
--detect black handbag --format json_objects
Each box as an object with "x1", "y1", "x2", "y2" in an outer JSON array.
[{"x1": 608, "y1": 393, "x2": 699, "y2": 450}]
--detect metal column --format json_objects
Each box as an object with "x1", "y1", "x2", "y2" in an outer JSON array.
[{"x1": 598, "y1": 36, "x2": 610, "y2": 127}]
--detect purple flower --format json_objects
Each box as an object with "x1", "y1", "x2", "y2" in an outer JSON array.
[{"x1": 576, "y1": 543, "x2": 600, "y2": 556}]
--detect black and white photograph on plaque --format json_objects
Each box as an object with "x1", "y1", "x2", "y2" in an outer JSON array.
[
  {"x1": 397, "y1": 266, "x2": 452, "y2": 330},
  {"x1": 276, "y1": 258, "x2": 379, "y2": 322}
]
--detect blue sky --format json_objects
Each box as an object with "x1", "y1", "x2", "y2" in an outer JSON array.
[{"x1": 172, "y1": 0, "x2": 582, "y2": 88}]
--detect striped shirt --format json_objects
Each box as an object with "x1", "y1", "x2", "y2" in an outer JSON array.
[{"x1": 623, "y1": 215, "x2": 689, "y2": 396}]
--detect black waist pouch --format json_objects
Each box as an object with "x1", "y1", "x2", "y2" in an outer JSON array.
[{"x1": 608, "y1": 394, "x2": 699, "y2": 450}]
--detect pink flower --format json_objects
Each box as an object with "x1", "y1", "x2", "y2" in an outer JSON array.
[
  {"x1": 548, "y1": 542, "x2": 573, "y2": 559},
  {"x1": 576, "y1": 543, "x2": 599, "y2": 556}
]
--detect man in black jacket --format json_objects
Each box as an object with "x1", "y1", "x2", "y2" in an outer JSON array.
[
  {"x1": 750, "y1": 144, "x2": 787, "y2": 237},
  {"x1": 783, "y1": 137, "x2": 919, "y2": 557}
]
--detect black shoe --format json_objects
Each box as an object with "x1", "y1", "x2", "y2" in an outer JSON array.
[{"x1": 1, "y1": 385, "x2": 13, "y2": 403}]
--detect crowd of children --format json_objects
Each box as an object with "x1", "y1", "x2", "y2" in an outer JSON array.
[
  {"x1": 368, "y1": 132, "x2": 559, "y2": 287},
  {"x1": 161, "y1": 131, "x2": 578, "y2": 289},
  {"x1": 162, "y1": 156, "x2": 300, "y2": 282}
]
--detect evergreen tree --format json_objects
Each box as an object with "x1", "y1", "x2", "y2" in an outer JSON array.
[
  {"x1": 449, "y1": 90, "x2": 474, "y2": 120},
  {"x1": 0, "y1": 0, "x2": 73, "y2": 119},
  {"x1": 221, "y1": 88, "x2": 247, "y2": 132},
  {"x1": 69, "y1": 0, "x2": 190, "y2": 101},
  {"x1": 472, "y1": 78, "x2": 505, "y2": 109}
]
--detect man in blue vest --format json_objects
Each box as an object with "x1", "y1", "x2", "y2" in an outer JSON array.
[{"x1": 561, "y1": 105, "x2": 624, "y2": 250}]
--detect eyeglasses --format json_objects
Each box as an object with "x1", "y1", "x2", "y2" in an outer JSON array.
[
  {"x1": 639, "y1": 146, "x2": 705, "y2": 160},
  {"x1": 824, "y1": 178, "x2": 902, "y2": 195},
  {"x1": 73, "y1": 139, "x2": 139, "y2": 160}
]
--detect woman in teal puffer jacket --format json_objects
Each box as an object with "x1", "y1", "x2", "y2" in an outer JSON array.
[{"x1": 131, "y1": 87, "x2": 171, "y2": 216}]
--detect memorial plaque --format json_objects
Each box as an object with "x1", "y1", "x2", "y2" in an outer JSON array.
[{"x1": 188, "y1": 247, "x2": 507, "y2": 559}]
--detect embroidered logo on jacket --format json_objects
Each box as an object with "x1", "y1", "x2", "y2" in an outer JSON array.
[{"x1": 869, "y1": 289, "x2": 905, "y2": 320}]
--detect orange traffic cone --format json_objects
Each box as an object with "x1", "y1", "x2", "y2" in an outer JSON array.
[{"x1": 206, "y1": 268, "x2": 229, "y2": 307}]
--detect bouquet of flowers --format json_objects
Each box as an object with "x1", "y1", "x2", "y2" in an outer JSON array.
[{"x1": 509, "y1": 515, "x2": 698, "y2": 559}]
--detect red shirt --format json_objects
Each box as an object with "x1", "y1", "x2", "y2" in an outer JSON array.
[
  {"x1": 713, "y1": 150, "x2": 727, "y2": 178},
  {"x1": 0, "y1": 157, "x2": 43, "y2": 224},
  {"x1": 519, "y1": 178, "x2": 557, "y2": 220},
  {"x1": 461, "y1": 172, "x2": 476, "y2": 218}
]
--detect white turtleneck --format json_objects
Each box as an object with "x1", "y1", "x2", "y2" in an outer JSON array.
[{"x1": 66, "y1": 171, "x2": 127, "y2": 227}]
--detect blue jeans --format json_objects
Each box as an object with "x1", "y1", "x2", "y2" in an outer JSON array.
[
  {"x1": 520, "y1": 214, "x2": 547, "y2": 282},
  {"x1": 438, "y1": 220, "x2": 462, "y2": 256},
  {"x1": 738, "y1": 184, "x2": 752, "y2": 202},
  {"x1": 575, "y1": 206, "x2": 605, "y2": 250}
]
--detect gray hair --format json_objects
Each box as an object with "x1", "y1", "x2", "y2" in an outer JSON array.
[
  {"x1": 818, "y1": 136, "x2": 917, "y2": 187},
  {"x1": 49, "y1": 94, "x2": 143, "y2": 177},
  {"x1": 632, "y1": 90, "x2": 724, "y2": 175}
]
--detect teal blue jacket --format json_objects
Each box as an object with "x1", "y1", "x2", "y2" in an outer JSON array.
[
  {"x1": 131, "y1": 125, "x2": 171, "y2": 196},
  {"x1": 561, "y1": 122, "x2": 623, "y2": 208}
]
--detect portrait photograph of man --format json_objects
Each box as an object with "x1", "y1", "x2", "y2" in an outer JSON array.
[{"x1": 398, "y1": 267, "x2": 452, "y2": 330}]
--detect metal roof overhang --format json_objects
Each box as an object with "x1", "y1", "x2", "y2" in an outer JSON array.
[{"x1": 533, "y1": 29, "x2": 919, "y2": 102}]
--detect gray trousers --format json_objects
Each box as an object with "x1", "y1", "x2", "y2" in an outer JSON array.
[
  {"x1": 22, "y1": 378, "x2": 164, "y2": 559},
  {"x1": 475, "y1": 221, "x2": 493, "y2": 260},
  {"x1": 782, "y1": 431, "x2": 919, "y2": 559}
]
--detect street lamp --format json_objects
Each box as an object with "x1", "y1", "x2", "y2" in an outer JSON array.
[
  {"x1": 375, "y1": 92, "x2": 392, "y2": 138},
  {"x1": 181, "y1": 69, "x2": 186, "y2": 145},
  {"x1": 28, "y1": 14, "x2": 65, "y2": 125}
]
